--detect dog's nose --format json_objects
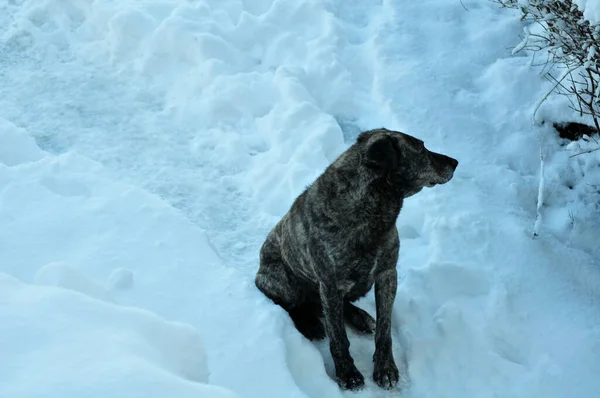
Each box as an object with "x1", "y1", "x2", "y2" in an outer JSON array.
[
  {"x1": 448, "y1": 157, "x2": 458, "y2": 170},
  {"x1": 437, "y1": 153, "x2": 458, "y2": 171}
]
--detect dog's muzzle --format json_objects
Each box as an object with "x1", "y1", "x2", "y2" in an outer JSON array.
[{"x1": 429, "y1": 153, "x2": 459, "y2": 186}]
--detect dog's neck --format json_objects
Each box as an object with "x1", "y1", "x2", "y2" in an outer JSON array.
[{"x1": 313, "y1": 163, "x2": 405, "y2": 228}]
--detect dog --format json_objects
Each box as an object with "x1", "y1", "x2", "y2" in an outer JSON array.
[{"x1": 255, "y1": 128, "x2": 458, "y2": 390}]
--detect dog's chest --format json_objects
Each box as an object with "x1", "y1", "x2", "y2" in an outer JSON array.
[{"x1": 338, "y1": 257, "x2": 378, "y2": 296}]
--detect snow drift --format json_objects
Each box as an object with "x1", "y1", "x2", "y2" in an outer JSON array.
[{"x1": 0, "y1": 271, "x2": 237, "y2": 398}]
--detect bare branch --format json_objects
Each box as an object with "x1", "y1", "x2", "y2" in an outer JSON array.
[
  {"x1": 533, "y1": 65, "x2": 580, "y2": 122},
  {"x1": 498, "y1": 0, "x2": 600, "y2": 236},
  {"x1": 503, "y1": 0, "x2": 600, "y2": 135},
  {"x1": 569, "y1": 146, "x2": 600, "y2": 157}
]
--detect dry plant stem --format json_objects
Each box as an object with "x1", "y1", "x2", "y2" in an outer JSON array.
[
  {"x1": 569, "y1": 146, "x2": 600, "y2": 158},
  {"x1": 530, "y1": 69, "x2": 576, "y2": 238},
  {"x1": 532, "y1": 121, "x2": 545, "y2": 238},
  {"x1": 502, "y1": 0, "x2": 600, "y2": 134}
]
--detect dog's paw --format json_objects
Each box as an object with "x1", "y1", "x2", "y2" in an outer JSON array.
[
  {"x1": 336, "y1": 365, "x2": 365, "y2": 391},
  {"x1": 290, "y1": 310, "x2": 326, "y2": 341},
  {"x1": 344, "y1": 302, "x2": 375, "y2": 334},
  {"x1": 296, "y1": 318, "x2": 326, "y2": 341},
  {"x1": 373, "y1": 358, "x2": 399, "y2": 390}
]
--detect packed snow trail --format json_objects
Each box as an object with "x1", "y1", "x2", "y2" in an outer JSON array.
[{"x1": 1, "y1": 0, "x2": 600, "y2": 397}]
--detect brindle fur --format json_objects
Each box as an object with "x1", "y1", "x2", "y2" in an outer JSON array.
[{"x1": 255, "y1": 128, "x2": 458, "y2": 390}]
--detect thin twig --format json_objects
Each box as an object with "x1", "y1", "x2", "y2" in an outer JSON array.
[
  {"x1": 586, "y1": 68, "x2": 600, "y2": 132},
  {"x1": 569, "y1": 146, "x2": 600, "y2": 157},
  {"x1": 533, "y1": 65, "x2": 580, "y2": 122}
]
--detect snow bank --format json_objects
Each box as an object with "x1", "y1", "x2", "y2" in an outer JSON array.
[
  {"x1": 0, "y1": 120, "x2": 315, "y2": 397},
  {"x1": 536, "y1": 128, "x2": 600, "y2": 257},
  {"x1": 34, "y1": 261, "x2": 116, "y2": 303},
  {"x1": 0, "y1": 118, "x2": 45, "y2": 166},
  {"x1": 573, "y1": 0, "x2": 600, "y2": 24},
  {"x1": 0, "y1": 271, "x2": 237, "y2": 398},
  {"x1": 0, "y1": 119, "x2": 238, "y2": 397}
]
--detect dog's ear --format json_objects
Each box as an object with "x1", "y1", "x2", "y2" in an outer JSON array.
[{"x1": 365, "y1": 136, "x2": 398, "y2": 170}]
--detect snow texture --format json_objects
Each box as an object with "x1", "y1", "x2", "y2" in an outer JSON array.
[
  {"x1": 0, "y1": 272, "x2": 238, "y2": 398},
  {"x1": 0, "y1": 0, "x2": 599, "y2": 397},
  {"x1": 109, "y1": 267, "x2": 135, "y2": 290},
  {"x1": 573, "y1": 0, "x2": 600, "y2": 24}
]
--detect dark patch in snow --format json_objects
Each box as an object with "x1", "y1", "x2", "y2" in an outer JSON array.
[{"x1": 553, "y1": 121, "x2": 598, "y2": 141}]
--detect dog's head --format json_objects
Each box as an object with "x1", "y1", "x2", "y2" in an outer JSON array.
[{"x1": 357, "y1": 128, "x2": 458, "y2": 197}]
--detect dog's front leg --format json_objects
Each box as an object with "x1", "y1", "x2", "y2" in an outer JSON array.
[
  {"x1": 319, "y1": 281, "x2": 365, "y2": 390},
  {"x1": 373, "y1": 265, "x2": 400, "y2": 389},
  {"x1": 309, "y1": 238, "x2": 364, "y2": 390}
]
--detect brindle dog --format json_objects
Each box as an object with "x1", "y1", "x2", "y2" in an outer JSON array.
[{"x1": 255, "y1": 128, "x2": 458, "y2": 390}]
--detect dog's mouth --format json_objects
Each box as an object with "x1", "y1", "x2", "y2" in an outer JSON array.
[
  {"x1": 427, "y1": 168, "x2": 456, "y2": 187},
  {"x1": 425, "y1": 175, "x2": 452, "y2": 188}
]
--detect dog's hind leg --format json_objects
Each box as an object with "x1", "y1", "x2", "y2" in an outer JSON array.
[
  {"x1": 256, "y1": 236, "x2": 325, "y2": 340},
  {"x1": 344, "y1": 301, "x2": 375, "y2": 334},
  {"x1": 287, "y1": 301, "x2": 325, "y2": 341}
]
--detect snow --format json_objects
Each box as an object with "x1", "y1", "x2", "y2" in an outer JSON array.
[
  {"x1": 573, "y1": 0, "x2": 600, "y2": 24},
  {"x1": 0, "y1": 118, "x2": 45, "y2": 166},
  {"x1": 109, "y1": 267, "x2": 135, "y2": 290},
  {"x1": 35, "y1": 261, "x2": 117, "y2": 303},
  {"x1": 539, "y1": 131, "x2": 600, "y2": 255},
  {"x1": 1, "y1": 0, "x2": 599, "y2": 397},
  {"x1": 0, "y1": 272, "x2": 238, "y2": 398}
]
